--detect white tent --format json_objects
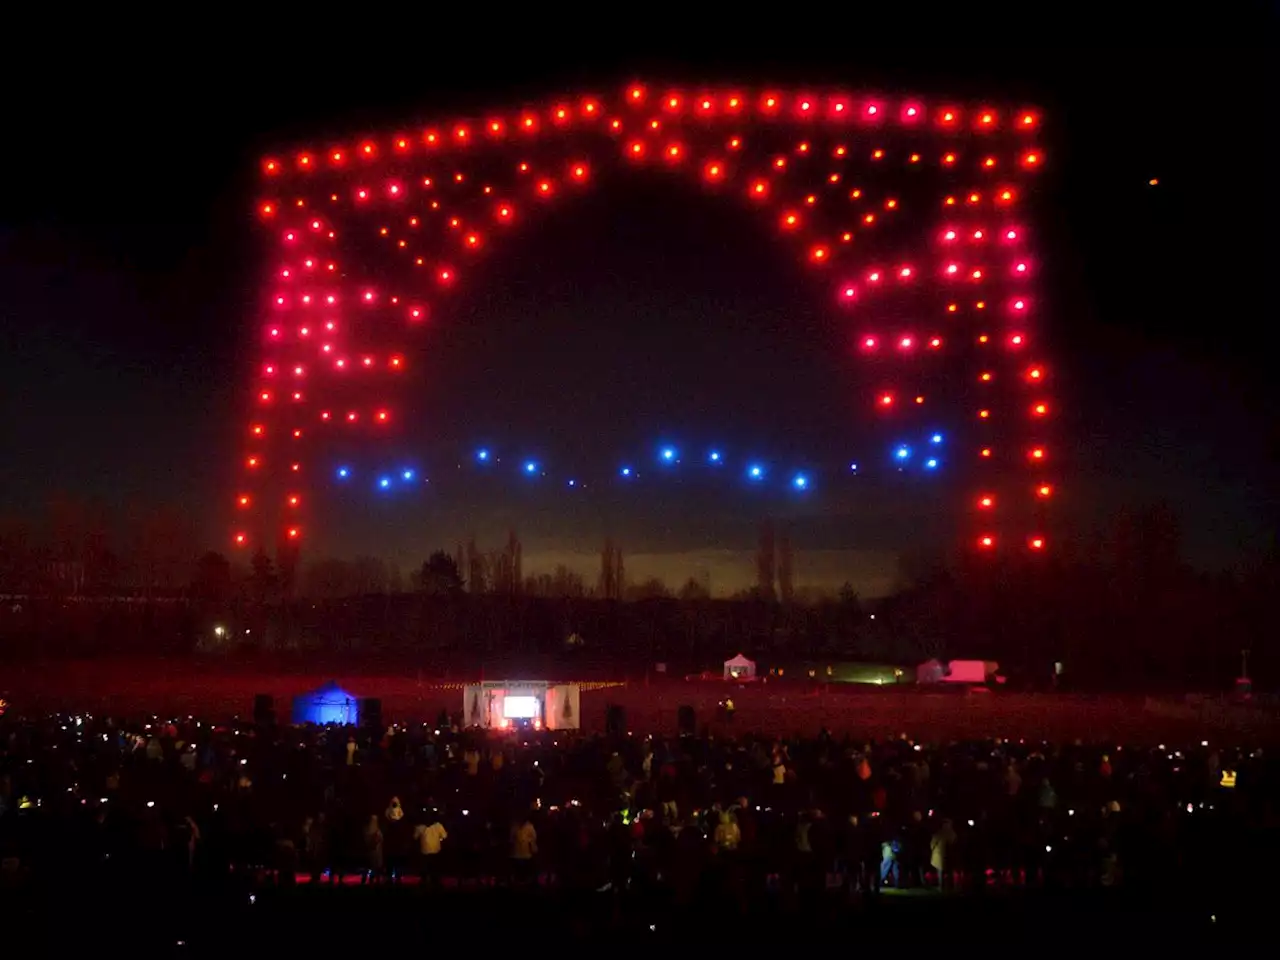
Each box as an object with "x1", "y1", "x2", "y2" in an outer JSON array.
[{"x1": 724, "y1": 653, "x2": 757, "y2": 680}]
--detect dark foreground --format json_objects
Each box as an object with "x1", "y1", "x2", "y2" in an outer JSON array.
[{"x1": 7, "y1": 880, "x2": 1244, "y2": 953}]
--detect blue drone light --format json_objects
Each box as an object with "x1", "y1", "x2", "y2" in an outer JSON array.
[
  {"x1": 747, "y1": 464, "x2": 765, "y2": 481},
  {"x1": 660, "y1": 446, "x2": 677, "y2": 463},
  {"x1": 567, "y1": 479, "x2": 577, "y2": 488},
  {"x1": 378, "y1": 476, "x2": 392, "y2": 490},
  {"x1": 708, "y1": 450, "x2": 722, "y2": 464},
  {"x1": 523, "y1": 461, "x2": 538, "y2": 475},
  {"x1": 792, "y1": 473, "x2": 809, "y2": 490},
  {"x1": 895, "y1": 445, "x2": 912, "y2": 461},
  {"x1": 337, "y1": 466, "x2": 350, "y2": 479},
  {"x1": 931, "y1": 433, "x2": 943, "y2": 444},
  {"x1": 849, "y1": 462, "x2": 859, "y2": 473},
  {"x1": 476, "y1": 449, "x2": 490, "y2": 463},
  {"x1": 925, "y1": 458, "x2": 939, "y2": 470},
  {"x1": 620, "y1": 466, "x2": 633, "y2": 478}
]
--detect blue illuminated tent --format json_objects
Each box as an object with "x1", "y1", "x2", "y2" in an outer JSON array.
[{"x1": 291, "y1": 681, "x2": 360, "y2": 726}]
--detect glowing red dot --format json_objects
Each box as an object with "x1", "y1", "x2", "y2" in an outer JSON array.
[
  {"x1": 259, "y1": 391, "x2": 271, "y2": 403},
  {"x1": 928, "y1": 337, "x2": 942, "y2": 348},
  {"x1": 288, "y1": 527, "x2": 300, "y2": 540},
  {"x1": 1006, "y1": 230, "x2": 1018, "y2": 240},
  {"x1": 1013, "y1": 299, "x2": 1026, "y2": 311},
  {"x1": 260, "y1": 203, "x2": 275, "y2": 217},
  {"x1": 750, "y1": 180, "x2": 769, "y2": 198},
  {"x1": 868, "y1": 271, "x2": 881, "y2": 282},
  {"x1": 1032, "y1": 402, "x2": 1049, "y2": 416},
  {"x1": 438, "y1": 268, "x2": 453, "y2": 283},
  {"x1": 879, "y1": 393, "x2": 894, "y2": 406},
  {"x1": 862, "y1": 336, "x2": 877, "y2": 349},
  {"x1": 781, "y1": 212, "x2": 800, "y2": 230},
  {"x1": 1037, "y1": 484, "x2": 1053, "y2": 499},
  {"x1": 981, "y1": 448, "x2": 992, "y2": 458},
  {"x1": 899, "y1": 336, "x2": 913, "y2": 349},
  {"x1": 234, "y1": 533, "x2": 247, "y2": 546},
  {"x1": 978, "y1": 536, "x2": 995, "y2": 549},
  {"x1": 1023, "y1": 153, "x2": 1040, "y2": 166},
  {"x1": 865, "y1": 104, "x2": 877, "y2": 116},
  {"x1": 944, "y1": 230, "x2": 956, "y2": 241},
  {"x1": 843, "y1": 287, "x2": 857, "y2": 300},
  {"x1": 978, "y1": 495, "x2": 994, "y2": 509},
  {"x1": 246, "y1": 457, "x2": 259, "y2": 469},
  {"x1": 376, "y1": 410, "x2": 389, "y2": 423},
  {"x1": 899, "y1": 266, "x2": 912, "y2": 279},
  {"x1": 390, "y1": 356, "x2": 403, "y2": 368},
  {"x1": 538, "y1": 180, "x2": 552, "y2": 194},
  {"x1": 809, "y1": 245, "x2": 829, "y2": 263},
  {"x1": 1030, "y1": 447, "x2": 1045, "y2": 461},
  {"x1": 704, "y1": 161, "x2": 723, "y2": 180},
  {"x1": 1028, "y1": 536, "x2": 1045, "y2": 551},
  {"x1": 571, "y1": 163, "x2": 588, "y2": 180}
]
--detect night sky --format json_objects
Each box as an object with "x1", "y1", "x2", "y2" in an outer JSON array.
[{"x1": 1, "y1": 19, "x2": 1274, "y2": 595}]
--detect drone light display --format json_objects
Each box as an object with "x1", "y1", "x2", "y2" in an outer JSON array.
[{"x1": 242, "y1": 85, "x2": 1053, "y2": 555}]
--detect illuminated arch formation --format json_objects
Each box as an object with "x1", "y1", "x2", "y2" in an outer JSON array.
[{"x1": 243, "y1": 84, "x2": 1053, "y2": 556}]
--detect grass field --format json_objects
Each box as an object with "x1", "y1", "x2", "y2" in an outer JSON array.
[{"x1": 6, "y1": 657, "x2": 1272, "y2": 743}]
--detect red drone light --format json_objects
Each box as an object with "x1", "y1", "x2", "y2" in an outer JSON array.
[{"x1": 1028, "y1": 535, "x2": 1045, "y2": 551}]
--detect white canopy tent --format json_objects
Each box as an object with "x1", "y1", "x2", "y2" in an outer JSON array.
[{"x1": 723, "y1": 653, "x2": 757, "y2": 680}]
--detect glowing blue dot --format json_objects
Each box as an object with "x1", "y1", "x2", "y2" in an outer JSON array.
[
  {"x1": 792, "y1": 473, "x2": 809, "y2": 490},
  {"x1": 895, "y1": 445, "x2": 911, "y2": 460},
  {"x1": 849, "y1": 462, "x2": 858, "y2": 472},
  {"x1": 620, "y1": 466, "x2": 633, "y2": 477},
  {"x1": 378, "y1": 476, "x2": 392, "y2": 489},
  {"x1": 524, "y1": 461, "x2": 538, "y2": 475},
  {"x1": 567, "y1": 479, "x2": 576, "y2": 487},
  {"x1": 402, "y1": 469, "x2": 415, "y2": 481},
  {"x1": 661, "y1": 447, "x2": 676, "y2": 462},
  {"x1": 476, "y1": 449, "x2": 490, "y2": 462},
  {"x1": 925, "y1": 458, "x2": 939, "y2": 469},
  {"x1": 931, "y1": 433, "x2": 943, "y2": 444},
  {"x1": 747, "y1": 464, "x2": 764, "y2": 480},
  {"x1": 337, "y1": 467, "x2": 350, "y2": 479},
  {"x1": 709, "y1": 450, "x2": 722, "y2": 463}
]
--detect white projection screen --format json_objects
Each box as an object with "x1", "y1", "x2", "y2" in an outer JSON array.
[{"x1": 502, "y1": 696, "x2": 540, "y2": 719}]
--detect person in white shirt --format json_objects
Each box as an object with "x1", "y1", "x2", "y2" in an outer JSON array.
[{"x1": 413, "y1": 811, "x2": 447, "y2": 885}]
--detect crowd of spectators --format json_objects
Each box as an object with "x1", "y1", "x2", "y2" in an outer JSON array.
[{"x1": 1, "y1": 707, "x2": 1274, "y2": 941}]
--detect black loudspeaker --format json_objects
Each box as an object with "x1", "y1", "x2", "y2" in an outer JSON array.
[
  {"x1": 362, "y1": 697, "x2": 383, "y2": 730},
  {"x1": 253, "y1": 694, "x2": 275, "y2": 725},
  {"x1": 605, "y1": 704, "x2": 626, "y2": 735},
  {"x1": 677, "y1": 705, "x2": 696, "y2": 735}
]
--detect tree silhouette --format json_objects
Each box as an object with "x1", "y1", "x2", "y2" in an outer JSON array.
[
  {"x1": 192, "y1": 551, "x2": 232, "y2": 606},
  {"x1": 417, "y1": 551, "x2": 464, "y2": 596}
]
